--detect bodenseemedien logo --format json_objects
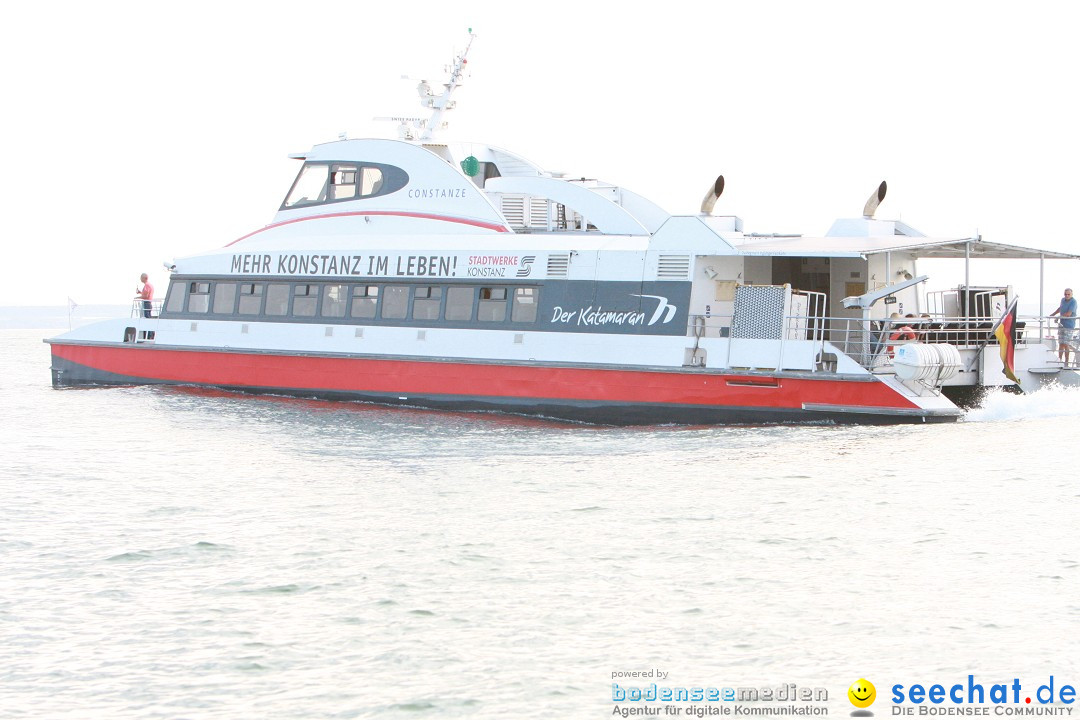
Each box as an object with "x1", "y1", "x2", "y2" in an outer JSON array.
[
  {"x1": 849, "y1": 679, "x2": 877, "y2": 716},
  {"x1": 610, "y1": 677, "x2": 830, "y2": 716}
]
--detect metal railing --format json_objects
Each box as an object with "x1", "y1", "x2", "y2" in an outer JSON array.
[
  {"x1": 686, "y1": 311, "x2": 1064, "y2": 373},
  {"x1": 130, "y1": 298, "x2": 164, "y2": 318}
]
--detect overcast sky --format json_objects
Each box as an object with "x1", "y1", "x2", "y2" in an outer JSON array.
[{"x1": 3, "y1": 1, "x2": 1078, "y2": 310}]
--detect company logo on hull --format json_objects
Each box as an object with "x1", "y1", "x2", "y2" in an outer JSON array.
[
  {"x1": 633, "y1": 294, "x2": 678, "y2": 325},
  {"x1": 550, "y1": 295, "x2": 678, "y2": 328},
  {"x1": 516, "y1": 256, "x2": 535, "y2": 278}
]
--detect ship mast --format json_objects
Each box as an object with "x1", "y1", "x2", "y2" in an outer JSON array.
[
  {"x1": 417, "y1": 29, "x2": 476, "y2": 141},
  {"x1": 377, "y1": 31, "x2": 476, "y2": 141}
]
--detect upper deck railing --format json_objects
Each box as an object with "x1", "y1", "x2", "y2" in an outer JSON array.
[{"x1": 130, "y1": 299, "x2": 163, "y2": 318}]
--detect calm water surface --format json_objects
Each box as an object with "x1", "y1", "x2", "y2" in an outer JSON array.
[{"x1": 2, "y1": 328, "x2": 1078, "y2": 719}]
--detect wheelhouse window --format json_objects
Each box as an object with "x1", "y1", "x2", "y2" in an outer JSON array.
[
  {"x1": 511, "y1": 287, "x2": 539, "y2": 323},
  {"x1": 266, "y1": 284, "x2": 290, "y2": 316},
  {"x1": 293, "y1": 284, "x2": 318, "y2": 317},
  {"x1": 321, "y1": 284, "x2": 347, "y2": 317},
  {"x1": 187, "y1": 282, "x2": 210, "y2": 313},
  {"x1": 238, "y1": 283, "x2": 263, "y2": 315},
  {"x1": 445, "y1": 287, "x2": 474, "y2": 321},
  {"x1": 281, "y1": 162, "x2": 408, "y2": 210},
  {"x1": 361, "y1": 167, "x2": 384, "y2": 196},
  {"x1": 283, "y1": 164, "x2": 329, "y2": 208},
  {"x1": 478, "y1": 287, "x2": 507, "y2": 322},
  {"x1": 412, "y1": 286, "x2": 442, "y2": 320},
  {"x1": 351, "y1": 285, "x2": 379, "y2": 319},
  {"x1": 329, "y1": 165, "x2": 358, "y2": 201},
  {"x1": 213, "y1": 283, "x2": 237, "y2": 314},
  {"x1": 381, "y1": 286, "x2": 409, "y2": 319}
]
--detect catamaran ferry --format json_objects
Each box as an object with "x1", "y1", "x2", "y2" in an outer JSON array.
[{"x1": 47, "y1": 34, "x2": 1080, "y2": 425}]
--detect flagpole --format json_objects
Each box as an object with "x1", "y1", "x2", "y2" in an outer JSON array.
[{"x1": 963, "y1": 296, "x2": 1018, "y2": 373}]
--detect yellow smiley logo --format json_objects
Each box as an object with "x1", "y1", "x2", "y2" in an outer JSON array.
[{"x1": 848, "y1": 679, "x2": 876, "y2": 708}]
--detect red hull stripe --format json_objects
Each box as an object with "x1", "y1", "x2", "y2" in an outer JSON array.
[
  {"x1": 225, "y1": 211, "x2": 511, "y2": 246},
  {"x1": 51, "y1": 344, "x2": 920, "y2": 411}
]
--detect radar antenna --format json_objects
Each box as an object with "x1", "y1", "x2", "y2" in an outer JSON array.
[
  {"x1": 418, "y1": 29, "x2": 475, "y2": 140},
  {"x1": 376, "y1": 30, "x2": 476, "y2": 141}
]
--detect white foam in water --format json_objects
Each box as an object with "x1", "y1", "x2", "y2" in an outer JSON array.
[{"x1": 964, "y1": 382, "x2": 1080, "y2": 422}]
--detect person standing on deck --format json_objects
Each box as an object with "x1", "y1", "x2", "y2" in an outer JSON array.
[
  {"x1": 1049, "y1": 288, "x2": 1077, "y2": 363},
  {"x1": 887, "y1": 313, "x2": 917, "y2": 356},
  {"x1": 136, "y1": 273, "x2": 154, "y2": 318}
]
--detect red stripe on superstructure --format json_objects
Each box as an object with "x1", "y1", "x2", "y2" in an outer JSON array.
[
  {"x1": 51, "y1": 344, "x2": 920, "y2": 411},
  {"x1": 225, "y1": 211, "x2": 511, "y2": 247}
]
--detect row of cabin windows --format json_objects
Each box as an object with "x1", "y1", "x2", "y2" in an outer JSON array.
[{"x1": 166, "y1": 281, "x2": 540, "y2": 324}]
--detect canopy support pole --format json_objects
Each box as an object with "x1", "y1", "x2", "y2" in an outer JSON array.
[
  {"x1": 1040, "y1": 253, "x2": 1045, "y2": 341},
  {"x1": 964, "y1": 242, "x2": 971, "y2": 316}
]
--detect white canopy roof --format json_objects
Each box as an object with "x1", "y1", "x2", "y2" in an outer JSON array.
[{"x1": 729, "y1": 235, "x2": 1080, "y2": 260}]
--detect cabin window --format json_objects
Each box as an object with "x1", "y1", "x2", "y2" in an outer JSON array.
[
  {"x1": 165, "y1": 281, "x2": 186, "y2": 313},
  {"x1": 351, "y1": 285, "x2": 379, "y2": 319},
  {"x1": 321, "y1": 284, "x2": 347, "y2": 317},
  {"x1": 293, "y1": 284, "x2": 318, "y2": 317},
  {"x1": 329, "y1": 164, "x2": 358, "y2": 201},
  {"x1": 412, "y1": 286, "x2": 442, "y2": 320},
  {"x1": 266, "y1": 284, "x2": 290, "y2": 316},
  {"x1": 213, "y1": 283, "x2": 237, "y2": 314},
  {"x1": 478, "y1": 287, "x2": 508, "y2": 322},
  {"x1": 187, "y1": 282, "x2": 210, "y2": 313},
  {"x1": 283, "y1": 164, "x2": 329, "y2": 208},
  {"x1": 238, "y1": 283, "x2": 263, "y2": 315},
  {"x1": 381, "y1": 286, "x2": 409, "y2": 319},
  {"x1": 511, "y1": 287, "x2": 539, "y2": 322},
  {"x1": 445, "y1": 287, "x2": 474, "y2": 321}
]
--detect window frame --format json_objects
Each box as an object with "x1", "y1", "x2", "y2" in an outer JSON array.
[
  {"x1": 478, "y1": 286, "x2": 509, "y2": 322},
  {"x1": 292, "y1": 283, "x2": 319, "y2": 317},
  {"x1": 350, "y1": 284, "x2": 380, "y2": 319},
  {"x1": 265, "y1": 283, "x2": 291, "y2": 317},
  {"x1": 212, "y1": 282, "x2": 238, "y2": 315},
  {"x1": 411, "y1": 285, "x2": 444, "y2": 321},
  {"x1": 238, "y1": 282, "x2": 264, "y2": 315},
  {"x1": 444, "y1": 286, "x2": 475, "y2": 322},
  {"x1": 321, "y1": 283, "x2": 348, "y2": 318},
  {"x1": 511, "y1": 287, "x2": 540, "y2": 323},
  {"x1": 187, "y1": 281, "x2": 211, "y2": 314}
]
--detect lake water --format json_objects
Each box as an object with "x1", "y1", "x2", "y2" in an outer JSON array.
[{"x1": 2, "y1": 326, "x2": 1078, "y2": 719}]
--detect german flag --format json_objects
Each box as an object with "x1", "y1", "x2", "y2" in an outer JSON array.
[{"x1": 992, "y1": 298, "x2": 1020, "y2": 385}]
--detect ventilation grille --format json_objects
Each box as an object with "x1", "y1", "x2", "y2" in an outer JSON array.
[
  {"x1": 501, "y1": 195, "x2": 525, "y2": 229},
  {"x1": 657, "y1": 254, "x2": 691, "y2": 279},
  {"x1": 500, "y1": 194, "x2": 552, "y2": 231},
  {"x1": 529, "y1": 198, "x2": 549, "y2": 228},
  {"x1": 547, "y1": 254, "x2": 570, "y2": 277}
]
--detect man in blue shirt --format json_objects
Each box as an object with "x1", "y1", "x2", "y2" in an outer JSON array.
[{"x1": 1050, "y1": 288, "x2": 1077, "y2": 362}]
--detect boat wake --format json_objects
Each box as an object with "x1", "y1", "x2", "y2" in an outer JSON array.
[{"x1": 964, "y1": 383, "x2": 1080, "y2": 422}]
